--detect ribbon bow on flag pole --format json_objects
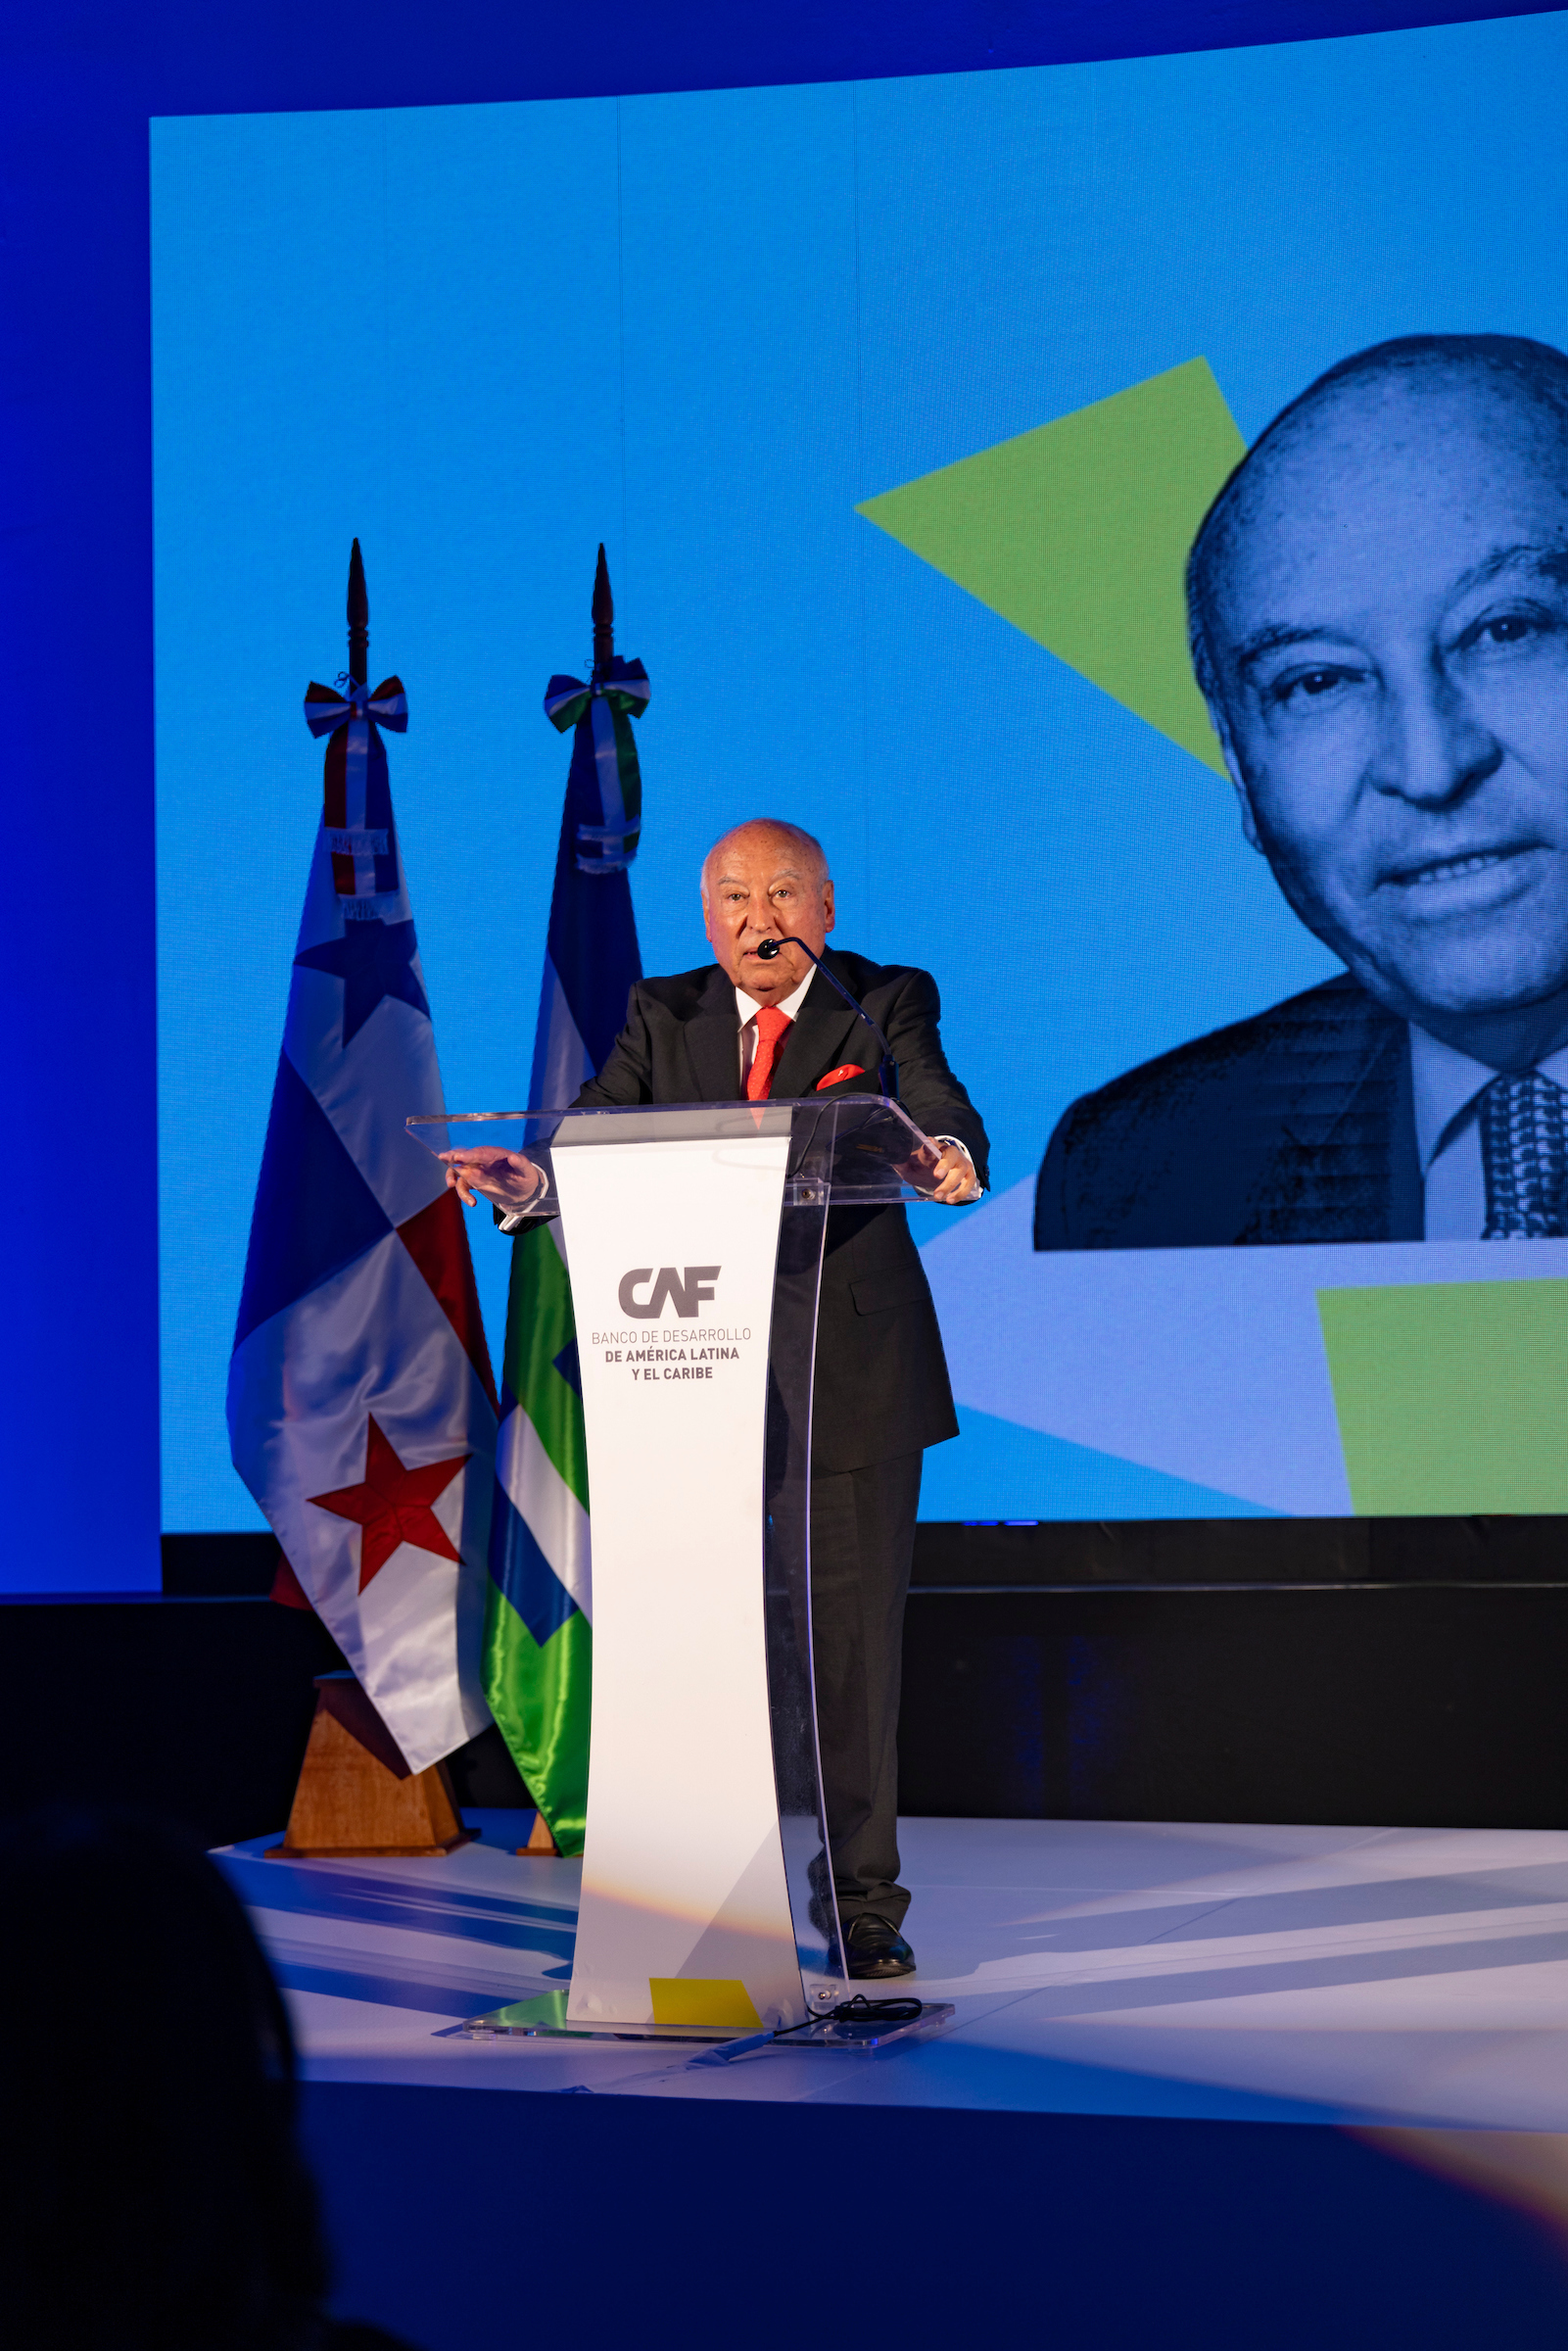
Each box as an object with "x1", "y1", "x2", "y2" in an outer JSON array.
[
  {"x1": 542, "y1": 573, "x2": 650, "y2": 878},
  {"x1": 302, "y1": 673, "x2": 410, "y2": 902},
  {"x1": 304, "y1": 676, "x2": 410, "y2": 733}
]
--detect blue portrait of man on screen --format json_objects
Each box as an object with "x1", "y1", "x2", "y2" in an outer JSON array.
[{"x1": 1035, "y1": 332, "x2": 1568, "y2": 1252}]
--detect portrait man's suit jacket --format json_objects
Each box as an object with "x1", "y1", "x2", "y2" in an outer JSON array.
[
  {"x1": 1034, "y1": 971, "x2": 1423, "y2": 1250},
  {"x1": 574, "y1": 948, "x2": 990, "y2": 1474}
]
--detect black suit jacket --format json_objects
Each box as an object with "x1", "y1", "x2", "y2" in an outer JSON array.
[
  {"x1": 1034, "y1": 972, "x2": 1423, "y2": 1250},
  {"x1": 574, "y1": 949, "x2": 990, "y2": 1473}
]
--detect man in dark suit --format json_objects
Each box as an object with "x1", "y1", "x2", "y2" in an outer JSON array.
[
  {"x1": 453, "y1": 818, "x2": 988, "y2": 1977},
  {"x1": 1038, "y1": 333, "x2": 1568, "y2": 1251}
]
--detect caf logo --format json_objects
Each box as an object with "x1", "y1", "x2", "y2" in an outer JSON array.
[{"x1": 617, "y1": 1266, "x2": 720, "y2": 1319}]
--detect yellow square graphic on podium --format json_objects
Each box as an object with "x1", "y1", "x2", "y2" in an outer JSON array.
[
  {"x1": 648, "y1": 1978, "x2": 763, "y2": 2029},
  {"x1": 1317, "y1": 1277, "x2": 1568, "y2": 1514}
]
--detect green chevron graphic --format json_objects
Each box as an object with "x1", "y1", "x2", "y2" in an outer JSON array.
[{"x1": 857, "y1": 358, "x2": 1246, "y2": 774}]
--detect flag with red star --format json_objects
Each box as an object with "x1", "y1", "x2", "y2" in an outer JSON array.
[{"x1": 227, "y1": 543, "x2": 498, "y2": 1775}]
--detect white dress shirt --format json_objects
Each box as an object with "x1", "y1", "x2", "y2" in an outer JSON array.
[{"x1": 1410, "y1": 1024, "x2": 1568, "y2": 1239}]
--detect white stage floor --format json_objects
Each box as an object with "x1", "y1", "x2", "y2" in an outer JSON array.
[{"x1": 217, "y1": 1812, "x2": 1568, "y2": 2131}]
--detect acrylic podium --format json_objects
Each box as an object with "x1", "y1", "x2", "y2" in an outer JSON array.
[{"x1": 409, "y1": 1094, "x2": 944, "y2": 2043}]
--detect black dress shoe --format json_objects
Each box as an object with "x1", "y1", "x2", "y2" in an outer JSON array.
[{"x1": 844, "y1": 1912, "x2": 917, "y2": 1980}]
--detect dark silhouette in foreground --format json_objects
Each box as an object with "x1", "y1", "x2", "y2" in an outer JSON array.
[{"x1": 0, "y1": 1804, "x2": 418, "y2": 2351}]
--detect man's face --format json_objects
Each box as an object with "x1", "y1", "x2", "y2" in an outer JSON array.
[
  {"x1": 1207, "y1": 373, "x2": 1568, "y2": 1056},
  {"x1": 701, "y1": 825, "x2": 834, "y2": 1004}
]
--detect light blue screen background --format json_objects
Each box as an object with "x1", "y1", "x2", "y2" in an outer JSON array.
[{"x1": 152, "y1": 11, "x2": 1568, "y2": 1529}]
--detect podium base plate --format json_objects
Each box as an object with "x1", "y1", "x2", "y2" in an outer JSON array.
[
  {"x1": 461, "y1": 1991, "x2": 958, "y2": 2054},
  {"x1": 461, "y1": 1991, "x2": 760, "y2": 2043}
]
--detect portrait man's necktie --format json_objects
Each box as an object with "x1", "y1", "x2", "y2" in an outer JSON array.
[
  {"x1": 745, "y1": 1005, "x2": 792, "y2": 1102},
  {"x1": 1481, "y1": 1069, "x2": 1568, "y2": 1237}
]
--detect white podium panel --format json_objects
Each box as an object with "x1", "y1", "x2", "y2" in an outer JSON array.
[
  {"x1": 550, "y1": 1126, "x2": 803, "y2": 2031},
  {"x1": 413, "y1": 1093, "x2": 940, "y2": 2036}
]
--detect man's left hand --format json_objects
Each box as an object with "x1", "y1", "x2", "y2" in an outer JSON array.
[{"x1": 913, "y1": 1140, "x2": 981, "y2": 1204}]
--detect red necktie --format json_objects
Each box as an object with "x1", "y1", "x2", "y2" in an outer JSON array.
[{"x1": 746, "y1": 1004, "x2": 792, "y2": 1101}]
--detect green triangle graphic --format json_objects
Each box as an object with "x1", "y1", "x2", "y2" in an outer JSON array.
[{"x1": 857, "y1": 359, "x2": 1246, "y2": 775}]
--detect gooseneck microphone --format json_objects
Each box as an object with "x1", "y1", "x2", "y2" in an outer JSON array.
[{"x1": 754, "y1": 936, "x2": 898, "y2": 1099}]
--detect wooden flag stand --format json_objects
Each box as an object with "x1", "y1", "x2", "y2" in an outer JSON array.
[{"x1": 267, "y1": 1673, "x2": 475, "y2": 1859}]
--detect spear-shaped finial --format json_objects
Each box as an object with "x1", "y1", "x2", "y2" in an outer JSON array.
[
  {"x1": 591, "y1": 543, "x2": 614, "y2": 681},
  {"x1": 347, "y1": 538, "x2": 369, "y2": 686}
]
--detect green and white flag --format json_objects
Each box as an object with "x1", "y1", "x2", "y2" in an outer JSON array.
[
  {"x1": 482, "y1": 548, "x2": 646, "y2": 1851},
  {"x1": 485, "y1": 1219, "x2": 594, "y2": 1848}
]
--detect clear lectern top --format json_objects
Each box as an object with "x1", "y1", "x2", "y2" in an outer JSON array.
[{"x1": 407, "y1": 1092, "x2": 947, "y2": 1212}]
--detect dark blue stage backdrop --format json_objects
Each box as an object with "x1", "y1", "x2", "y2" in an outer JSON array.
[{"x1": 2, "y1": 0, "x2": 1562, "y2": 1593}]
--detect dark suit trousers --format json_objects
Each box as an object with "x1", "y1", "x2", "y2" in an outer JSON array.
[{"x1": 808, "y1": 1451, "x2": 922, "y2": 1932}]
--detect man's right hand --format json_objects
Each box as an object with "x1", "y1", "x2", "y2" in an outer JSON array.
[{"x1": 440, "y1": 1147, "x2": 545, "y2": 1213}]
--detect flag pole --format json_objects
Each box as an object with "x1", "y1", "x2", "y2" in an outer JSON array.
[
  {"x1": 234, "y1": 540, "x2": 499, "y2": 1852},
  {"x1": 591, "y1": 542, "x2": 614, "y2": 679},
  {"x1": 514, "y1": 544, "x2": 613, "y2": 1860},
  {"x1": 348, "y1": 537, "x2": 369, "y2": 687},
  {"x1": 482, "y1": 545, "x2": 650, "y2": 1858}
]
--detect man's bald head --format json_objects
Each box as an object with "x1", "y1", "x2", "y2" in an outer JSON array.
[
  {"x1": 1179, "y1": 330, "x2": 1568, "y2": 1070},
  {"x1": 1188, "y1": 334, "x2": 1568, "y2": 718},
  {"x1": 700, "y1": 818, "x2": 834, "y2": 1004},
  {"x1": 700, "y1": 818, "x2": 828, "y2": 902}
]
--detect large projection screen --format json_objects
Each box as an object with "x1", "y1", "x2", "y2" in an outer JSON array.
[{"x1": 153, "y1": 10, "x2": 1568, "y2": 1529}]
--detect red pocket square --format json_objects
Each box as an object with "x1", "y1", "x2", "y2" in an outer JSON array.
[{"x1": 816, "y1": 1064, "x2": 864, "y2": 1091}]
